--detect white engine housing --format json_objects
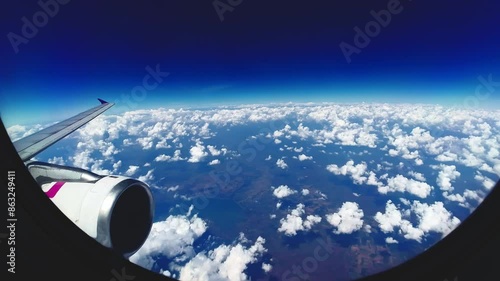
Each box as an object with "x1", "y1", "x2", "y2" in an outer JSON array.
[{"x1": 27, "y1": 162, "x2": 154, "y2": 258}]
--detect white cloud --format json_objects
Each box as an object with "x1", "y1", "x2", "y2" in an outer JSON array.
[
  {"x1": 374, "y1": 199, "x2": 460, "y2": 243},
  {"x1": 155, "y1": 138, "x2": 172, "y2": 149},
  {"x1": 112, "y1": 160, "x2": 122, "y2": 173},
  {"x1": 474, "y1": 172, "x2": 496, "y2": 190},
  {"x1": 188, "y1": 143, "x2": 209, "y2": 163},
  {"x1": 123, "y1": 139, "x2": 134, "y2": 146},
  {"x1": 272, "y1": 185, "x2": 297, "y2": 198},
  {"x1": 325, "y1": 202, "x2": 364, "y2": 234},
  {"x1": 129, "y1": 209, "x2": 207, "y2": 269},
  {"x1": 48, "y1": 156, "x2": 65, "y2": 165},
  {"x1": 276, "y1": 158, "x2": 288, "y2": 169},
  {"x1": 374, "y1": 200, "x2": 403, "y2": 233},
  {"x1": 6, "y1": 124, "x2": 28, "y2": 141},
  {"x1": 408, "y1": 171, "x2": 426, "y2": 182},
  {"x1": 278, "y1": 204, "x2": 322, "y2": 236},
  {"x1": 316, "y1": 191, "x2": 328, "y2": 200},
  {"x1": 442, "y1": 191, "x2": 466, "y2": 203},
  {"x1": 138, "y1": 169, "x2": 155, "y2": 183},
  {"x1": 207, "y1": 145, "x2": 222, "y2": 156},
  {"x1": 301, "y1": 189, "x2": 310, "y2": 196},
  {"x1": 167, "y1": 185, "x2": 180, "y2": 192},
  {"x1": 385, "y1": 237, "x2": 399, "y2": 244},
  {"x1": 326, "y1": 160, "x2": 370, "y2": 185},
  {"x1": 262, "y1": 263, "x2": 272, "y2": 273},
  {"x1": 374, "y1": 200, "x2": 424, "y2": 242},
  {"x1": 208, "y1": 159, "x2": 221, "y2": 166},
  {"x1": 399, "y1": 198, "x2": 411, "y2": 206},
  {"x1": 435, "y1": 151, "x2": 458, "y2": 162},
  {"x1": 399, "y1": 220, "x2": 425, "y2": 242},
  {"x1": 154, "y1": 154, "x2": 170, "y2": 162},
  {"x1": 170, "y1": 150, "x2": 185, "y2": 162},
  {"x1": 298, "y1": 154, "x2": 313, "y2": 161},
  {"x1": 364, "y1": 225, "x2": 372, "y2": 233},
  {"x1": 137, "y1": 136, "x2": 154, "y2": 150},
  {"x1": 366, "y1": 171, "x2": 382, "y2": 186},
  {"x1": 386, "y1": 125, "x2": 434, "y2": 161},
  {"x1": 378, "y1": 175, "x2": 433, "y2": 199},
  {"x1": 155, "y1": 150, "x2": 185, "y2": 162},
  {"x1": 461, "y1": 189, "x2": 484, "y2": 208},
  {"x1": 7, "y1": 123, "x2": 45, "y2": 141},
  {"x1": 436, "y1": 164, "x2": 461, "y2": 192},
  {"x1": 412, "y1": 201, "x2": 461, "y2": 237},
  {"x1": 125, "y1": 165, "x2": 140, "y2": 176},
  {"x1": 178, "y1": 235, "x2": 267, "y2": 281}
]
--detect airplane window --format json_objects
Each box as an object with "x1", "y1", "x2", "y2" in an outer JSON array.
[{"x1": 5, "y1": 101, "x2": 499, "y2": 280}]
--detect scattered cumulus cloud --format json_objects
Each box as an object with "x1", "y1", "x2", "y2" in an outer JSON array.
[
  {"x1": 262, "y1": 263, "x2": 272, "y2": 273},
  {"x1": 138, "y1": 169, "x2": 155, "y2": 183},
  {"x1": 298, "y1": 154, "x2": 313, "y2": 161},
  {"x1": 385, "y1": 237, "x2": 399, "y2": 244},
  {"x1": 208, "y1": 159, "x2": 221, "y2": 166},
  {"x1": 436, "y1": 164, "x2": 461, "y2": 192},
  {"x1": 125, "y1": 165, "x2": 140, "y2": 176},
  {"x1": 129, "y1": 207, "x2": 207, "y2": 269},
  {"x1": 188, "y1": 143, "x2": 209, "y2": 163},
  {"x1": 154, "y1": 150, "x2": 185, "y2": 162},
  {"x1": 474, "y1": 172, "x2": 496, "y2": 190},
  {"x1": 326, "y1": 160, "x2": 369, "y2": 185},
  {"x1": 378, "y1": 175, "x2": 433, "y2": 199},
  {"x1": 374, "y1": 200, "x2": 460, "y2": 243},
  {"x1": 178, "y1": 234, "x2": 267, "y2": 281},
  {"x1": 278, "y1": 204, "x2": 322, "y2": 236},
  {"x1": 272, "y1": 185, "x2": 297, "y2": 199},
  {"x1": 276, "y1": 158, "x2": 288, "y2": 169},
  {"x1": 325, "y1": 202, "x2": 364, "y2": 234}
]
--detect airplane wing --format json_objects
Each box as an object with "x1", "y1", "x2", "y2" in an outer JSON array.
[{"x1": 13, "y1": 98, "x2": 114, "y2": 162}]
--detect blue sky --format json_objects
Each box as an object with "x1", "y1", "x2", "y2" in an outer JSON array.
[{"x1": 2, "y1": 0, "x2": 500, "y2": 127}]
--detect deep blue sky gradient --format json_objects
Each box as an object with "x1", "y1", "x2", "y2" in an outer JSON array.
[{"x1": 2, "y1": 0, "x2": 500, "y2": 126}]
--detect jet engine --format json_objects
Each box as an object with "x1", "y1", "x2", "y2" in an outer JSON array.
[{"x1": 26, "y1": 161, "x2": 154, "y2": 258}]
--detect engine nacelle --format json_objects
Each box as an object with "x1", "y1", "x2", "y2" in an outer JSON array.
[{"x1": 27, "y1": 162, "x2": 154, "y2": 258}]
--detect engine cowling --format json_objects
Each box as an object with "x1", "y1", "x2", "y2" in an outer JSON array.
[{"x1": 27, "y1": 162, "x2": 154, "y2": 258}]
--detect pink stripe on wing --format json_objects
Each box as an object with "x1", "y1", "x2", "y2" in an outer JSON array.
[{"x1": 45, "y1": 181, "x2": 65, "y2": 198}]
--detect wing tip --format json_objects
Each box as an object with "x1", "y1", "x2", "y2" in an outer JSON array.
[{"x1": 98, "y1": 98, "x2": 109, "y2": 104}]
